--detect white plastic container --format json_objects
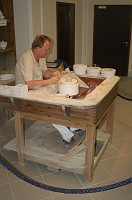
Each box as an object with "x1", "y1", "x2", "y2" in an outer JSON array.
[
  {"x1": 13, "y1": 84, "x2": 28, "y2": 95},
  {"x1": 73, "y1": 64, "x2": 87, "y2": 75},
  {"x1": 87, "y1": 67, "x2": 101, "y2": 77},
  {"x1": 101, "y1": 68, "x2": 116, "y2": 78},
  {"x1": 0, "y1": 85, "x2": 13, "y2": 94}
]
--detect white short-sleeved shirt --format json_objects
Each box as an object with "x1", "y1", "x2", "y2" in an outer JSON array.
[{"x1": 15, "y1": 49, "x2": 47, "y2": 84}]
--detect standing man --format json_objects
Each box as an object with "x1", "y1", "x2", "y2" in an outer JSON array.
[{"x1": 15, "y1": 35, "x2": 76, "y2": 147}]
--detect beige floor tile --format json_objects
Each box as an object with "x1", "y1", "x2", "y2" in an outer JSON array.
[
  {"x1": 0, "y1": 165, "x2": 9, "y2": 185},
  {"x1": 0, "y1": 184, "x2": 14, "y2": 200},
  {"x1": 125, "y1": 154, "x2": 132, "y2": 165},
  {"x1": 53, "y1": 193, "x2": 93, "y2": 200},
  {"x1": 42, "y1": 171, "x2": 91, "y2": 198},
  {"x1": 1, "y1": 149, "x2": 18, "y2": 163},
  {"x1": 112, "y1": 138, "x2": 132, "y2": 155},
  {"x1": 90, "y1": 180, "x2": 132, "y2": 200},
  {"x1": 100, "y1": 156, "x2": 132, "y2": 178},
  {"x1": 123, "y1": 181, "x2": 132, "y2": 199},
  {"x1": 112, "y1": 125, "x2": 131, "y2": 141},
  {"x1": 116, "y1": 176, "x2": 132, "y2": 199},
  {"x1": 10, "y1": 176, "x2": 52, "y2": 200},
  {"x1": 6, "y1": 160, "x2": 41, "y2": 182},
  {"x1": 113, "y1": 119, "x2": 132, "y2": 139},
  {"x1": 101, "y1": 144, "x2": 121, "y2": 160},
  {"x1": 112, "y1": 124, "x2": 125, "y2": 138},
  {"x1": 76, "y1": 163, "x2": 112, "y2": 187},
  {"x1": 43, "y1": 170, "x2": 83, "y2": 189},
  {"x1": 37, "y1": 162, "x2": 59, "y2": 175}
]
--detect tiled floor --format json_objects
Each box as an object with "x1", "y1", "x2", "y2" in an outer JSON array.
[{"x1": 0, "y1": 96, "x2": 132, "y2": 200}]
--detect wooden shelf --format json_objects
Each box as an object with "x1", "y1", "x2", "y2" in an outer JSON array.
[
  {"x1": 0, "y1": 47, "x2": 14, "y2": 53},
  {"x1": 0, "y1": 0, "x2": 16, "y2": 72},
  {"x1": 0, "y1": 19, "x2": 7, "y2": 26}
]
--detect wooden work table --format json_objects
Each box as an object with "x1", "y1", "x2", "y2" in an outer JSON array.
[
  {"x1": 0, "y1": 76, "x2": 120, "y2": 182},
  {"x1": 0, "y1": 77, "x2": 15, "y2": 123}
]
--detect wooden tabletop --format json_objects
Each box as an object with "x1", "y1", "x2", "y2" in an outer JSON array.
[{"x1": 0, "y1": 76, "x2": 120, "y2": 108}]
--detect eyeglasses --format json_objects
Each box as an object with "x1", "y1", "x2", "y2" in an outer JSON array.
[{"x1": 41, "y1": 47, "x2": 50, "y2": 52}]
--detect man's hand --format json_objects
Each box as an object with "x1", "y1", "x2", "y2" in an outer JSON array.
[
  {"x1": 49, "y1": 75, "x2": 60, "y2": 84},
  {"x1": 43, "y1": 70, "x2": 61, "y2": 79},
  {"x1": 43, "y1": 69, "x2": 52, "y2": 78},
  {"x1": 52, "y1": 70, "x2": 61, "y2": 77}
]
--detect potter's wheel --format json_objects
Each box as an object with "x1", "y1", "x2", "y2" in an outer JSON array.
[
  {"x1": 42, "y1": 130, "x2": 82, "y2": 155},
  {"x1": 42, "y1": 131, "x2": 68, "y2": 154}
]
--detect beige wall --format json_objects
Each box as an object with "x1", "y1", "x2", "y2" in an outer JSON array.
[
  {"x1": 82, "y1": 0, "x2": 94, "y2": 66},
  {"x1": 32, "y1": 0, "x2": 42, "y2": 38},
  {"x1": 13, "y1": 0, "x2": 32, "y2": 59}
]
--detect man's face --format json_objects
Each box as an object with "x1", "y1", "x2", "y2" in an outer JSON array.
[{"x1": 39, "y1": 40, "x2": 51, "y2": 58}]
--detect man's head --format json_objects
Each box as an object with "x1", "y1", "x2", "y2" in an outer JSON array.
[{"x1": 32, "y1": 35, "x2": 51, "y2": 58}]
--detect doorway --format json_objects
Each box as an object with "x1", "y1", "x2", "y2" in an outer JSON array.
[
  {"x1": 56, "y1": 2, "x2": 75, "y2": 66},
  {"x1": 93, "y1": 5, "x2": 132, "y2": 76}
]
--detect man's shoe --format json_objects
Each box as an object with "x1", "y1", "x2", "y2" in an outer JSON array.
[
  {"x1": 63, "y1": 137, "x2": 75, "y2": 147},
  {"x1": 74, "y1": 129, "x2": 86, "y2": 136}
]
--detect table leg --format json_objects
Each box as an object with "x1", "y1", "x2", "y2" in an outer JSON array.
[
  {"x1": 84, "y1": 125, "x2": 96, "y2": 182},
  {"x1": 14, "y1": 111, "x2": 25, "y2": 164},
  {"x1": 106, "y1": 104, "x2": 114, "y2": 144}
]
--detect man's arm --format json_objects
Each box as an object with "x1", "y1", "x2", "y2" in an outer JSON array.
[{"x1": 25, "y1": 75, "x2": 60, "y2": 90}]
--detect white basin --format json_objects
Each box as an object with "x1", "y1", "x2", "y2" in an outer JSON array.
[
  {"x1": 101, "y1": 68, "x2": 116, "y2": 78},
  {"x1": 73, "y1": 64, "x2": 87, "y2": 75},
  {"x1": 0, "y1": 74, "x2": 15, "y2": 80}
]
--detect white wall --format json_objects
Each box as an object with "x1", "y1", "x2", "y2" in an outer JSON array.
[
  {"x1": 13, "y1": 0, "x2": 32, "y2": 59},
  {"x1": 32, "y1": 0, "x2": 43, "y2": 38}
]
